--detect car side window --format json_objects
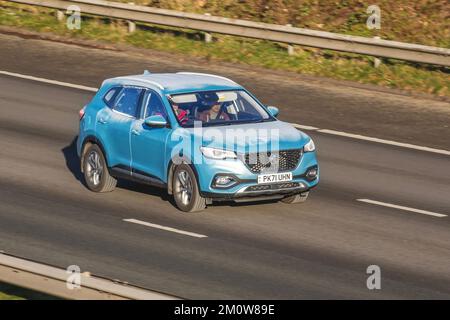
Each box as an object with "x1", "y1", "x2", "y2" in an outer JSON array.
[
  {"x1": 103, "y1": 87, "x2": 120, "y2": 107},
  {"x1": 143, "y1": 90, "x2": 167, "y2": 119},
  {"x1": 113, "y1": 87, "x2": 143, "y2": 117}
]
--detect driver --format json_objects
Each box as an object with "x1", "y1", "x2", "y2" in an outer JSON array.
[{"x1": 198, "y1": 100, "x2": 230, "y2": 122}]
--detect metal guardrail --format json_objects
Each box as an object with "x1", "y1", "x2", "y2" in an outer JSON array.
[
  {"x1": 0, "y1": 253, "x2": 179, "y2": 300},
  {"x1": 6, "y1": 0, "x2": 450, "y2": 66}
]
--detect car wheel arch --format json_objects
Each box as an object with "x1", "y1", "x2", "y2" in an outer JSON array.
[
  {"x1": 167, "y1": 159, "x2": 200, "y2": 195},
  {"x1": 81, "y1": 136, "x2": 109, "y2": 173}
]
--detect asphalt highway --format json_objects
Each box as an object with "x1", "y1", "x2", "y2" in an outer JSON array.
[{"x1": 0, "y1": 32, "x2": 449, "y2": 299}]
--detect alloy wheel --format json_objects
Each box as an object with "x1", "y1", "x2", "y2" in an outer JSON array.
[
  {"x1": 175, "y1": 170, "x2": 193, "y2": 206},
  {"x1": 85, "y1": 150, "x2": 103, "y2": 186}
]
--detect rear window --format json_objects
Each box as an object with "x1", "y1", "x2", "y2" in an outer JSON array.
[
  {"x1": 112, "y1": 87, "x2": 143, "y2": 118},
  {"x1": 103, "y1": 87, "x2": 120, "y2": 107}
]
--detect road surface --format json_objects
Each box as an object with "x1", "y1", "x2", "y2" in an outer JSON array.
[{"x1": 0, "y1": 32, "x2": 449, "y2": 299}]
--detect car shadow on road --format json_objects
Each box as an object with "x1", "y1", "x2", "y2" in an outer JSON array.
[
  {"x1": 62, "y1": 136, "x2": 85, "y2": 185},
  {"x1": 115, "y1": 179, "x2": 174, "y2": 205},
  {"x1": 62, "y1": 137, "x2": 277, "y2": 210},
  {"x1": 212, "y1": 199, "x2": 280, "y2": 208},
  {"x1": 61, "y1": 136, "x2": 174, "y2": 205}
]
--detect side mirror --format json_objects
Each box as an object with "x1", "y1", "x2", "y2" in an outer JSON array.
[
  {"x1": 267, "y1": 106, "x2": 279, "y2": 118},
  {"x1": 144, "y1": 115, "x2": 167, "y2": 128}
]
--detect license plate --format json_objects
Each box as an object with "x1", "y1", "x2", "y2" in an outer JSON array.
[{"x1": 257, "y1": 172, "x2": 293, "y2": 184}]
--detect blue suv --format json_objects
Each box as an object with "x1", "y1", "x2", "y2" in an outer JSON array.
[{"x1": 77, "y1": 72, "x2": 319, "y2": 212}]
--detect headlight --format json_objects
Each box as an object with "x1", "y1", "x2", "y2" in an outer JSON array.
[
  {"x1": 303, "y1": 139, "x2": 315, "y2": 152},
  {"x1": 200, "y1": 147, "x2": 237, "y2": 160}
]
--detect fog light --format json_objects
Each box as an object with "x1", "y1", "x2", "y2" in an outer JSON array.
[
  {"x1": 306, "y1": 167, "x2": 318, "y2": 180},
  {"x1": 213, "y1": 175, "x2": 237, "y2": 188}
]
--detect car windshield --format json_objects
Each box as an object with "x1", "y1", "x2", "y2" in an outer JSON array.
[{"x1": 168, "y1": 90, "x2": 273, "y2": 127}]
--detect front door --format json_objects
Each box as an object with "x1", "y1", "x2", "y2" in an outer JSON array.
[{"x1": 131, "y1": 89, "x2": 171, "y2": 182}]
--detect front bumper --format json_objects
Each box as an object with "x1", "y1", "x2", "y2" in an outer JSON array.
[
  {"x1": 201, "y1": 179, "x2": 317, "y2": 202},
  {"x1": 195, "y1": 151, "x2": 319, "y2": 202}
]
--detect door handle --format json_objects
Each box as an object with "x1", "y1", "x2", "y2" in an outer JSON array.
[
  {"x1": 131, "y1": 129, "x2": 140, "y2": 136},
  {"x1": 98, "y1": 118, "x2": 107, "y2": 124}
]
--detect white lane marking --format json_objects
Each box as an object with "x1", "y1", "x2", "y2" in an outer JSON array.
[
  {"x1": 1, "y1": 69, "x2": 449, "y2": 156},
  {"x1": 317, "y1": 129, "x2": 450, "y2": 156},
  {"x1": 0, "y1": 70, "x2": 98, "y2": 92},
  {"x1": 123, "y1": 219, "x2": 208, "y2": 238},
  {"x1": 292, "y1": 123, "x2": 450, "y2": 156},
  {"x1": 290, "y1": 123, "x2": 320, "y2": 131},
  {"x1": 356, "y1": 199, "x2": 447, "y2": 218}
]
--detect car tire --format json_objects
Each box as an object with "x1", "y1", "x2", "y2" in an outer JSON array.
[
  {"x1": 281, "y1": 192, "x2": 309, "y2": 204},
  {"x1": 82, "y1": 144, "x2": 117, "y2": 193},
  {"x1": 172, "y1": 164, "x2": 206, "y2": 212}
]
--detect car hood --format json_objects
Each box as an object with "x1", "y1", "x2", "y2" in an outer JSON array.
[{"x1": 182, "y1": 120, "x2": 310, "y2": 153}]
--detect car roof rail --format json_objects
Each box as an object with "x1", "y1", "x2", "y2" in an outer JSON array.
[
  {"x1": 113, "y1": 76, "x2": 165, "y2": 90},
  {"x1": 176, "y1": 72, "x2": 236, "y2": 84}
]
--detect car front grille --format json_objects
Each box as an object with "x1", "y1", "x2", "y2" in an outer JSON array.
[{"x1": 241, "y1": 149, "x2": 303, "y2": 174}]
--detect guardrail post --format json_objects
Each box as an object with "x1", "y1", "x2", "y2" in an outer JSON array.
[
  {"x1": 55, "y1": 9, "x2": 64, "y2": 21},
  {"x1": 204, "y1": 32, "x2": 212, "y2": 43},
  {"x1": 287, "y1": 44, "x2": 294, "y2": 55},
  {"x1": 126, "y1": 2, "x2": 136, "y2": 33},
  {"x1": 373, "y1": 36, "x2": 381, "y2": 67},
  {"x1": 127, "y1": 21, "x2": 136, "y2": 33},
  {"x1": 286, "y1": 24, "x2": 294, "y2": 55},
  {"x1": 204, "y1": 13, "x2": 212, "y2": 43}
]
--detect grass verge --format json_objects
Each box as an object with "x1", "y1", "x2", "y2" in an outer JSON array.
[
  {"x1": 113, "y1": 0, "x2": 450, "y2": 49},
  {"x1": 0, "y1": 2, "x2": 449, "y2": 97}
]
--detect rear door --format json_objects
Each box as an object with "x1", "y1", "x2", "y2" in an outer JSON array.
[{"x1": 95, "y1": 86, "x2": 144, "y2": 170}]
